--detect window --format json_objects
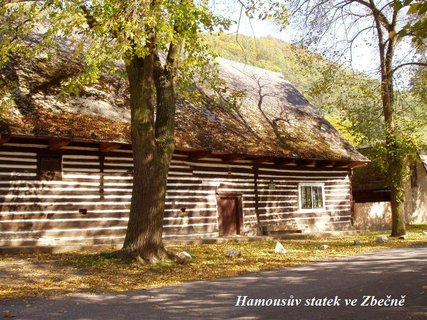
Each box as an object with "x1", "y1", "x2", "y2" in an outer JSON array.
[
  {"x1": 299, "y1": 183, "x2": 325, "y2": 211},
  {"x1": 37, "y1": 154, "x2": 62, "y2": 180}
]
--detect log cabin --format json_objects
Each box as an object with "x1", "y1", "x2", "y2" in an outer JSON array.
[{"x1": 0, "y1": 48, "x2": 368, "y2": 252}]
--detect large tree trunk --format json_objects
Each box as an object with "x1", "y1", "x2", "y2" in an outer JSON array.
[
  {"x1": 122, "y1": 51, "x2": 175, "y2": 263},
  {"x1": 375, "y1": 17, "x2": 407, "y2": 237},
  {"x1": 388, "y1": 152, "x2": 407, "y2": 236},
  {"x1": 383, "y1": 76, "x2": 407, "y2": 237},
  {"x1": 390, "y1": 185, "x2": 406, "y2": 236}
]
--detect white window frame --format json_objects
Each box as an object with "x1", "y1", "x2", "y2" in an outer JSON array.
[{"x1": 298, "y1": 182, "x2": 326, "y2": 212}]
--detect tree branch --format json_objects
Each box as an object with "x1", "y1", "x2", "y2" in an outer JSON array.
[
  {"x1": 80, "y1": 5, "x2": 97, "y2": 29},
  {"x1": 392, "y1": 62, "x2": 427, "y2": 74},
  {"x1": 352, "y1": 0, "x2": 393, "y2": 31}
]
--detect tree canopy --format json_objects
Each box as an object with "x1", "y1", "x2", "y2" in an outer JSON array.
[
  {"x1": 284, "y1": 0, "x2": 426, "y2": 236},
  {"x1": 0, "y1": 0, "x2": 288, "y2": 262}
]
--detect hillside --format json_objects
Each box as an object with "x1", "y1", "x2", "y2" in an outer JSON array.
[
  {"x1": 205, "y1": 33, "x2": 427, "y2": 146},
  {"x1": 206, "y1": 33, "x2": 325, "y2": 99}
]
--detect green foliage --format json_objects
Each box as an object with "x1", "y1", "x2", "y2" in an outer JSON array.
[
  {"x1": 0, "y1": 0, "x2": 291, "y2": 257},
  {"x1": 240, "y1": 0, "x2": 289, "y2": 28},
  {"x1": 207, "y1": 32, "x2": 426, "y2": 201},
  {"x1": 402, "y1": 0, "x2": 427, "y2": 49},
  {"x1": 0, "y1": 0, "x2": 231, "y2": 99},
  {"x1": 282, "y1": 0, "x2": 426, "y2": 226},
  {"x1": 206, "y1": 33, "x2": 426, "y2": 149},
  {"x1": 205, "y1": 33, "x2": 329, "y2": 96},
  {"x1": 310, "y1": 63, "x2": 426, "y2": 197},
  {"x1": 206, "y1": 33, "x2": 382, "y2": 145},
  {"x1": 410, "y1": 65, "x2": 427, "y2": 110},
  {"x1": 324, "y1": 114, "x2": 359, "y2": 146},
  {"x1": 0, "y1": 0, "x2": 290, "y2": 107}
]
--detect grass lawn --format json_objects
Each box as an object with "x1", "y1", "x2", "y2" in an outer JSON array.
[{"x1": 0, "y1": 224, "x2": 426, "y2": 299}]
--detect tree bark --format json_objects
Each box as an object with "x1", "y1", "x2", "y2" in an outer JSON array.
[
  {"x1": 122, "y1": 51, "x2": 175, "y2": 263},
  {"x1": 390, "y1": 179, "x2": 406, "y2": 236}
]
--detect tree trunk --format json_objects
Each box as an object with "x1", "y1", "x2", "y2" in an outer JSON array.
[
  {"x1": 388, "y1": 152, "x2": 407, "y2": 236},
  {"x1": 390, "y1": 186, "x2": 406, "y2": 236},
  {"x1": 122, "y1": 52, "x2": 175, "y2": 263},
  {"x1": 374, "y1": 16, "x2": 406, "y2": 237}
]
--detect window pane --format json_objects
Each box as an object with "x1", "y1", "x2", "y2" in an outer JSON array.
[
  {"x1": 312, "y1": 186, "x2": 323, "y2": 208},
  {"x1": 38, "y1": 154, "x2": 62, "y2": 180},
  {"x1": 301, "y1": 186, "x2": 312, "y2": 209}
]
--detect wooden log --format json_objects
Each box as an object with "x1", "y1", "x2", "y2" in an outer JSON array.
[
  {"x1": 99, "y1": 142, "x2": 122, "y2": 153},
  {"x1": 48, "y1": 138, "x2": 71, "y2": 150}
]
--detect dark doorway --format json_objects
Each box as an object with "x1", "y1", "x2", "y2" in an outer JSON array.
[{"x1": 216, "y1": 193, "x2": 243, "y2": 236}]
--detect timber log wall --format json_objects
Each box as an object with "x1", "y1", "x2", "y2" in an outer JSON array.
[{"x1": 0, "y1": 140, "x2": 353, "y2": 252}]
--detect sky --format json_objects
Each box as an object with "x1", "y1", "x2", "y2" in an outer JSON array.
[
  {"x1": 225, "y1": 12, "x2": 381, "y2": 78},
  {"x1": 217, "y1": 3, "x2": 420, "y2": 88}
]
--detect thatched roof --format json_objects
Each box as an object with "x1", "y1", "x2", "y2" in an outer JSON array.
[{"x1": 0, "y1": 47, "x2": 367, "y2": 162}]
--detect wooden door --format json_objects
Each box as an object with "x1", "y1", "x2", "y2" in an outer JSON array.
[{"x1": 217, "y1": 193, "x2": 242, "y2": 236}]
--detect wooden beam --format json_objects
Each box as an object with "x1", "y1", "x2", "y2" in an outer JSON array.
[
  {"x1": 315, "y1": 160, "x2": 335, "y2": 168},
  {"x1": 296, "y1": 159, "x2": 316, "y2": 167},
  {"x1": 274, "y1": 158, "x2": 297, "y2": 166},
  {"x1": 251, "y1": 157, "x2": 273, "y2": 164},
  {"x1": 99, "y1": 142, "x2": 121, "y2": 153},
  {"x1": 48, "y1": 138, "x2": 70, "y2": 150},
  {"x1": 0, "y1": 134, "x2": 10, "y2": 146},
  {"x1": 348, "y1": 161, "x2": 369, "y2": 169},
  {"x1": 333, "y1": 161, "x2": 351, "y2": 168},
  {"x1": 220, "y1": 154, "x2": 244, "y2": 163},
  {"x1": 187, "y1": 150, "x2": 211, "y2": 161}
]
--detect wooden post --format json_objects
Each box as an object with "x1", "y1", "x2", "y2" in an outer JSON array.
[
  {"x1": 99, "y1": 154, "x2": 105, "y2": 200},
  {"x1": 48, "y1": 138, "x2": 70, "y2": 150},
  {"x1": 253, "y1": 164, "x2": 263, "y2": 235},
  {"x1": 0, "y1": 135, "x2": 10, "y2": 146}
]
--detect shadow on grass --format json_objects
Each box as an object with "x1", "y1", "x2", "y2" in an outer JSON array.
[
  {"x1": 1, "y1": 245, "x2": 427, "y2": 320},
  {"x1": 0, "y1": 224, "x2": 426, "y2": 303}
]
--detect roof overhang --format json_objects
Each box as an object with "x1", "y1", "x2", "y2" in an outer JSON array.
[{"x1": 0, "y1": 133, "x2": 369, "y2": 169}]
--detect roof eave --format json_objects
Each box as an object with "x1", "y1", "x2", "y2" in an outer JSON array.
[{"x1": 1, "y1": 133, "x2": 369, "y2": 168}]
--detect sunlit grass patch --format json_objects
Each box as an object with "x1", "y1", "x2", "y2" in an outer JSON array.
[{"x1": 0, "y1": 224, "x2": 426, "y2": 299}]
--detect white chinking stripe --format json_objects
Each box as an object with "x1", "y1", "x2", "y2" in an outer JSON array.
[
  {"x1": 258, "y1": 174, "x2": 350, "y2": 180},
  {"x1": 163, "y1": 232, "x2": 219, "y2": 238},
  {"x1": 1, "y1": 201, "x2": 132, "y2": 206},
  {"x1": 0, "y1": 194, "x2": 130, "y2": 199},
  {"x1": 0, "y1": 151, "x2": 37, "y2": 156},
  {"x1": 0, "y1": 157, "x2": 37, "y2": 163},
  {"x1": 0, "y1": 209, "x2": 131, "y2": 216},
  {"x1": 105, "y1": 156, "x2": 133, "y2": 161},
  {"x1": 163, "y1": 222, "x2": 217, "y2": 228},
  {"x1": 163, "y1": 216, "x2": 217, "y2": 221},
  {"x1": 63, "y1": 161, "x2": 100, "y2": 166},
  {"x1": 260, "y1": 217, "x2": 351, "y2": 223},
  {"x1": 259, "y1": 168, "x2": 348, "y2": 174},
  {"x1": 3, "y1": 143, "x2": 46, "y2": 148},
  {"x1": 0, "y1": 217, "x2": 129, "y2": 223},
  {"x1": 0, "y1": 172, "x2": 37, "y2": 177},
  {"x1": 0, "y1": 164, "x2": 37, "y2": 169},
  {"x1": 0, "y1": 226, "x2": 128, "y2": 234},
  {"x1": 164, "y1": 207, "x2": 216, "y2": 212},
  {"x1": 63, "y1": 155, "x2": 99, "y2": 160},
  {"x1": 186, "y1": 162, "x2": 252, "y2": 169},
  {"x1": 63, "y1": 168, "x2": 101, "y2": 173}
]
